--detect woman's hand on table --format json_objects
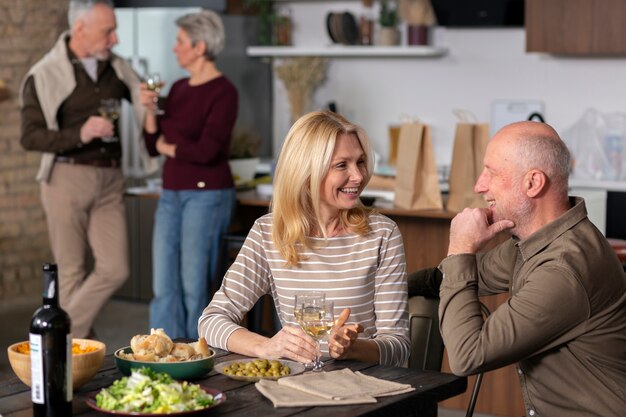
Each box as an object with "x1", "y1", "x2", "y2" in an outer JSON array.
[
  {"x1": 257, "y1": 324, "x2": 317, "y2": 364},
  {"x1": 328, "y1": 308, "x2": 363, "y2": 360}
]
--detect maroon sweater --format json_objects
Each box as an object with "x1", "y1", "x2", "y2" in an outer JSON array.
[{"x1": 144, "y1": 76, "x2": 238, "y2": 190}]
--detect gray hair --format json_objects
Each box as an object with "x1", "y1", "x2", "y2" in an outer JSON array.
[
  {"x1": 68, "y1": 0, "x2": 114, "y2": 28},
  {"x1": 176, "y1": 10, "x2": 225, "y2": 61},
  {"x1": 516, "y1": 130, "x2": 571, "y2": 191}
]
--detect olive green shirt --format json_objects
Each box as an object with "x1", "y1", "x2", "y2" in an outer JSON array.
[{"x1": 439, "y1": 197, "x2": 626, "y2": 417}]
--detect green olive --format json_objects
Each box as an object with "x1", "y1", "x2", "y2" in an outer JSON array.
[{"x1": 225, "y1": 360, "x2": 292, "y2": 378}]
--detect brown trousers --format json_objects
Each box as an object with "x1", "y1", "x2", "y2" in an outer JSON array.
[{"x1": 41, "y1": 163, "x2": 129, "y2": 338}]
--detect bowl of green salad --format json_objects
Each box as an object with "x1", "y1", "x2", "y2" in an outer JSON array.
[{"x1": 86, "y1": 367, "x2": 225, "y2": 415}]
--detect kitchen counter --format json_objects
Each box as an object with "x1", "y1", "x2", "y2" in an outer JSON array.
[
  {"x1": 123, "y1": 187, "x2": 456, "y2": 284},
  {"x1": 570, "y1": 178, "x2": 626, "y2": 192},
  {"x1": 234, "y1": 189, "x2": 456, "y2": 273}
]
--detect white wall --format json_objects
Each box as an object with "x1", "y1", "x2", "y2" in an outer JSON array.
[{"x1": 271, "y1": 2, "x2": 626, "y2": 168}]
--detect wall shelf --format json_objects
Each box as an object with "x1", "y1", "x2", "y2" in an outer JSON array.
[{"x1": 246, "y1": 45, "x2": 449, "y2": 58}]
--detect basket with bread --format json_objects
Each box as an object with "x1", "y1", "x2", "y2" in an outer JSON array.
[{"x1": 114, "y1": 328, "x2": 215, "y2": 379}]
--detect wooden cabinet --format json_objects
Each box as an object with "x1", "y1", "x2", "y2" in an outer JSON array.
[{"x1": 526, "y1": 0, "x2": 626, "y2": 54}]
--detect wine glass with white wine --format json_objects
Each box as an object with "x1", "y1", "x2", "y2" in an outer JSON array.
[
  {"x1": 145, "y1": 72, "x2": 165, "y2": 115},
  {"x1": 294, "y1": 291, "x2": 325, "y2": 370},
  {"x1": 98, "y1": 98, "x2": 121, "y2": 142},
  {"x1": 302, "y1": 300, "x2": 334, "y2": 372}
]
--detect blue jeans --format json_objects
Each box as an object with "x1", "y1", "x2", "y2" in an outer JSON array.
[{"x1": 149, "y1": 188, "x2": 235, "y2": 339}]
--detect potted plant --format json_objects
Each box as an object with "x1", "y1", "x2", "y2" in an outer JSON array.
[
  {"x1": 378, "y1": 0, "x2": 400, "y2": 46},
  {"x1": 228, "y1": 127, "x2": 262, "y2": 185},
  {"x1": 240, "y1": 0, "x2": 274, "y2": 45}
]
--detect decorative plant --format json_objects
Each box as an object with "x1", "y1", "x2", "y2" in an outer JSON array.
[
  {"x1": 275, "y1": 57, "x2": 328, "y2": 123},
  {"x1": 230, "y1": 127, "x2": 262, "y2": 159},
  {"x1": 379, "y1": 0, "x2": 399, "y2": 28}
]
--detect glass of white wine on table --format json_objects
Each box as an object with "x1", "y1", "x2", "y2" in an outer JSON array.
[
  {"x1": 146, "y1": 72, "x2": 165, "y2": 115},
  {"x1": 303, "y1": 300, "x2": 335, "y2": 372},
  {"x1": 98, "y1": 98, "x2": 121, "y2": 142},
  {"x1": 294, "y1": 291, "x2": 325, "y2": 370}
]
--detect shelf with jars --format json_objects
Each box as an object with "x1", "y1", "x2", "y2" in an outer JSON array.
[{"x1": 246, "y1": 44, "x2": 448, "y2": 57}]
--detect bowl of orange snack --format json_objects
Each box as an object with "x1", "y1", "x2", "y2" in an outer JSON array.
[{"x1": 7, "y1": 338, "x2": 106, "y2": 390}]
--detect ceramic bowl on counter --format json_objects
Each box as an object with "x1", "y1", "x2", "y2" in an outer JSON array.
[{"x1": 7, "y1": 338, "x2": 106, "y2": 390}]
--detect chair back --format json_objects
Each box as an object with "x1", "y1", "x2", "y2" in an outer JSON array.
[
  {"x1": 406, "y1": 269, "x2": 490, "y2": 417},
  {"x1": 408, "y1": 294, "x2": 444, "y2": 371}
]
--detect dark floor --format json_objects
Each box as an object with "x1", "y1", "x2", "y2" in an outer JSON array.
[{"x1": 0, "y1": 296, "x2": 496, "y2": 417}]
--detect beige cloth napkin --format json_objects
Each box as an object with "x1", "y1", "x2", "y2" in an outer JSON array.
[
  {"x1": 255, "y1": 379, "x2": 377, "y2": 407},
  {"x1": 278, "y1": 368, "x2": 415, "y2": 399},
  {"x1": 256, "y1": 368, "x2": 415, "y2": 407}
]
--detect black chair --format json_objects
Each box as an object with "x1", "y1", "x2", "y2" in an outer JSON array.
[
  {"x1": 408, "y1": 293, "x2": 444, "y2": 371},
  {"x1": 407, "y1": 270, "x2": 490, "y2": 417},
  {"x1": 214, "y1": 232, "x2": 247, "y2": 292},
  {"x1": 215, "y1": 231, "x2": 280, "y2": 336}
]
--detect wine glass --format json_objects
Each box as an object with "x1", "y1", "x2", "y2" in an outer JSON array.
[
  {"x1": 145, "y1": 72, "x2": 165, "y2": 115},
  {"x1": 98, "y1": 98, "x2": 121, "y2": 142},
  {"x1": 294, "y1": 291, "x2": 325, "y2": 369},
  {"x1": 303, "y1": 300, "x2": 334, "y2": 372}
]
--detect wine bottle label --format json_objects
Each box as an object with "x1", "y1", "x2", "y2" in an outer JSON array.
[
  {"x1": 29, "y1": 333, "x2": 44, "y2": 404},
  {"x1": 29, "y1": 333, "x2": 73, "y2": 404}
]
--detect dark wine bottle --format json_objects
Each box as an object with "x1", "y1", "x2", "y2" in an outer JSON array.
[{"x1": 29, "y1": 263, "x2": 72, "y2": 417}]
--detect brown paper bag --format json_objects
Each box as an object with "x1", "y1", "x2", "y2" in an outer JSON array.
[
  {"x1": 394, "y1": 123, "x2": 443, "y2": 210},
  {"x1": 446, "y1": 123, "x2": 490, "y2": 212}
]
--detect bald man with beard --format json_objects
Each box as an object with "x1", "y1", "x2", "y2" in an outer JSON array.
[{"x1": 414, "y1": 121, "x2": 626, "y2": 417}]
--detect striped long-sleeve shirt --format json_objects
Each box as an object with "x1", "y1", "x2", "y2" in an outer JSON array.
[{"x1": 198, "y1": 212, "x2": 410, "y2": 367}]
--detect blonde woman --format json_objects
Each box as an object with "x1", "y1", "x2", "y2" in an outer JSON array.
[{"x1": 199, "y1": 111, "x2": 409, "y2": 367}]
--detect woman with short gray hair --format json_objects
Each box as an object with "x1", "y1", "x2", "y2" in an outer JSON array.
[
  {"x1": 176, "y1": 10, "x2": 225, "y2": 61},
  {"x1": 139, "y1": 9, "x2": 239, "y2": 340}
]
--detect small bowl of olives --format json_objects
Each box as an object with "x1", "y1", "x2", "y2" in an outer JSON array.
[{"x1": 214, "y1": 358, "x2": 305, "y2": 381}]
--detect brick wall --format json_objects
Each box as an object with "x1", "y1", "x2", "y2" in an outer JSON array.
[{"x1": 0, "y1": 0, "x2": 68, "y2": 299}]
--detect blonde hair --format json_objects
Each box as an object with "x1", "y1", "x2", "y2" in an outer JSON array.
[{"x1": 271, "y1": 111, "x2": 374, "y2": 266}]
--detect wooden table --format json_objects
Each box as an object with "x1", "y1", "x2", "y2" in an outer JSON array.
[{"x1": 0, "y1": 351, "x2": 467, "y2": 417}]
